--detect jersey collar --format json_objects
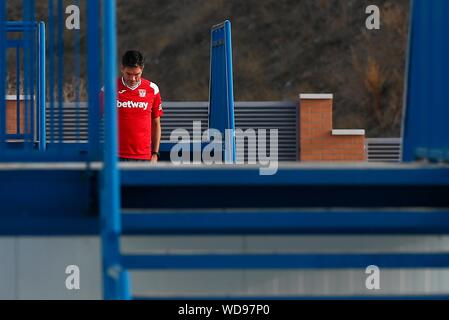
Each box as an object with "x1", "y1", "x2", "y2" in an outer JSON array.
[{"x1": 121, "y1": 77, "x2": 141, "y2": 91}]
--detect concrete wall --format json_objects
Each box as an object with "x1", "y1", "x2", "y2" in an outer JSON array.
[{"x1": 1, "y1": 236, "x2": 449, "y2": 299}]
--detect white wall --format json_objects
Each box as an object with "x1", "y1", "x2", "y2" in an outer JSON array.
[
  {"x1": 1, "y1": 236, "x2": 449, "y2": 299},
  {"x1": 0, "y1": 237, "x2": 101, "y2": 299}
]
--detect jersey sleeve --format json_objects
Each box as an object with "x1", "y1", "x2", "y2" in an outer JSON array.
[{"x1": 152, "y1": 91, "x2": 164, "y2": 119}]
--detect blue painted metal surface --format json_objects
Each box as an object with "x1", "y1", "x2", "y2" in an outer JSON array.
[
  {"x1": 38, "y1": 22, "x2": 46, "y2": 151},
  {"x1": 403, "y1": 0, "x2": 449, "y2": 162},
  {"x1": 0, "y1": 166, "x2": 97, "y2": 236},
  {"x1": 101, "y1": 0, "x2": 129, "y2": 300},
  {"x1": 121, "y1": 253, "x2": 449, "y2": 270},
  {"x1": 87, "y1": 0, "x2": 101, "y2": 160},
  {"x1": 48, "y1": 0, "x2": 55, "y2": 144},
  {"x1": 74, "y1": 0, "x2": 81, "y2": 143},
  {"x1": 22, "y1": 0, "x2": 35, "y2": 151},
  {"x1": 121, "y1": 209, "x2": 449, "y2": 235},
  {"x1": 0, "y1": 143, "x2": 90, "y2": 161},
  {"x1": 0, "y1": 217, "x2": 99, "y2": 236},
  {"x1": 5, "y1": 39, "x2": 24, "y2": 47},
  {"x1": 2, "y1": 21, "x2": 46, "y2": 149},
  {"x1": 0, "y1": 0, "x2": 5, "y2": 152},
  {"x1": 28, "y1": 8, "x2": 36, "y2": 151},
  {"x1": 0, "y1": 168, "x2": 95, "y2": 215},
  {"x1": 57, "y1": 0, "x2": 64, "y2": 144},
  {"x1": 15, "y1": 47, "x2": 20, "y2": 136},
  {"x1": 4, "y1": 22, "x2": 33, "y2": 143},
  {"x1": 120, "y1": 165, "x2": 449, "y2": 186},
  {"x1": 5, "y1": 21, "x2": 37, "y2": 31},
  {"x1": 209, "y1": 21, "x2": 236, "y2": 163},
  {"x1": 15, "y1": 45, "x2": 20, "y2": 137}
]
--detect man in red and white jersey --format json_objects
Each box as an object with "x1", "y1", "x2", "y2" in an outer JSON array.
[{"x1": 101, "y1": 50, "x2": 164, "y2": 162}]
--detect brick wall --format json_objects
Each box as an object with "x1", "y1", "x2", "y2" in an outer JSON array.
[
  {"x1": 6, "y1": 100, "x2": 25, "y2": 135},
  {"x1": 299, "y1": 94, "x2": 366, "y2": 162},
  {"x1": 5, "y1": 96, "x2": 31, "y2": 137}
]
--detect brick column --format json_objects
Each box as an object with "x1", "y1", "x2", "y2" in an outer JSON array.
[{"x1": 299, "y1": 94, "x2": 366, "y2": 162}]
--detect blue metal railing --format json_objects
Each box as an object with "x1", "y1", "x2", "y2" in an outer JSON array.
[
  {"x1": 3, "y1": 21, "x2": 45, "y2": 151},
  {"x1": 0, "y1": 0, "x2": 103, "y2": 161}
]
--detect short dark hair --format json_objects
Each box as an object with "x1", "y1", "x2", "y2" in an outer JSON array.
[{"x1": 122, "y1": 50, "x2": 145, "y2": 68}]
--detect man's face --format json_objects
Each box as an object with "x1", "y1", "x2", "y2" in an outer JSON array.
[{"x1": 121, "y1": 65, "x2": 143, "y2": 87}]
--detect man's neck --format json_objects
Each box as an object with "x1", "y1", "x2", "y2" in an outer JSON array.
[{"x1": 121, "y1": 77, "x2": 141, "y2": 90}]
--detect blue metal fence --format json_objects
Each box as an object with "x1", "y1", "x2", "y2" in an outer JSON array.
[
  {"x1": 2, "y1": 21, "x2": 45, "y2": 150},
  {"x1": 0, "y1": 0, "x2": 101, "y2": 161}
]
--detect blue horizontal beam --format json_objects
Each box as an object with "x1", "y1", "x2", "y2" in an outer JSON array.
[
  {"x1": 121, "y1": 165, "x2": 449, "y2": 186},
  {"x1": 0, "y1": 217, "x2": 99, "y2": 236},
  {"x1": 4, "y1": 134, "x2": 26, "y2": 139},
  {"x1": 6, "y1": 39, "x2": 25, "y2": 48},
  {"x1": 159, "y1": 142, "x2": 209, "y2": 153},
  {"x1": 121, "y1": 210, "x2": 449, "y2": 235},
  {"x1": 6, "y1": 27, "x2": 37, "y2": 32},
  {"x1": 0, "y1": 143, "x2": 91, "y2": 161},
  {"x1": 6, "y1": 21, "x2": 38, "y2": 32},
  {"x1": 121, "y1": 253, "x2": 449, "y2": 270},
  {"x1": 6, "y1": 21, "x2": 38, "y2": 27}
]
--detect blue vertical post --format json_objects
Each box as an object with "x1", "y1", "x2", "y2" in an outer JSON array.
[
  {"x1": 29, "y1": 16, "x2": 35, "y2": 147},
  {"x1": 48, "y1": 0, "x2": 55, "y2": 144},
  {"x1": 16, "y1": 45, "x2": 21, "y2": 136},
  {"x1": 0, "y1": 0, "x2": 5, "y2": 152},
  {"x1": 74, "y1": 0, "x2": 80, "y2": 143},
  {"x1": 57, "y1": 0, "x2": 64, "y2": 144},
  {"x1": 36, "y1": 24, "x2": 40, "y2": 142},
  {"x1": 427, "y1": 1, "x2": 445, "y2": 161},
  {"x1": 101, "y1": 0, "x2": 129, "y2": 300},
  {"x1": 22, "y1": 0, "x2": 34, "y2": 149},
  {"x1": 208, "y1": 20, "x2": 236, "y2": 163},
  {"x1": 224, "y1": 21, "x2": 236, "y2": 163},
  {"x1": 38, "y1": 22, "x2": 46, "y2": 151},
  {"x1": 22, "y1": 3, "x2": 28, "y2": 145},
  {"x1": 87, "y1": 0, "x2": 101, "y2": 159},
  {"x1": 402, "y1": 0, "x2": 449, "y2": 162}
]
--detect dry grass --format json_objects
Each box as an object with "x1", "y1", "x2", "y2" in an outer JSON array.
[
  {"x1": 6, "y1": 0, "x2": 411, "y2": 137},
  {"x1": 364, "y1": 57, "x2": 385, "y2": 125},
  {"x1": 62, "y1": 77, "x2": 87, "y2": 102}
]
